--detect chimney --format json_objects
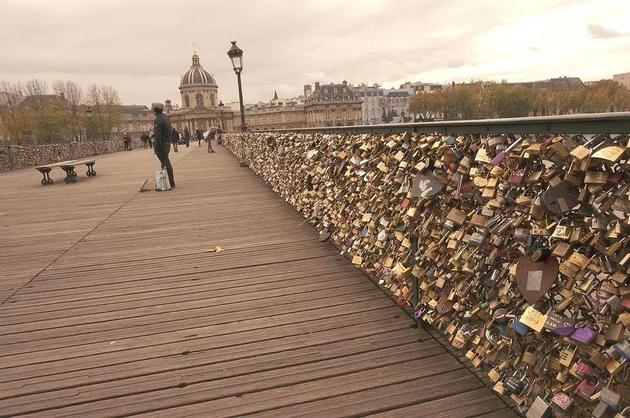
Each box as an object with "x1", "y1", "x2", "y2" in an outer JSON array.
[{"x1": 315, "y1": 81, "x2": 320, "y2": 89}]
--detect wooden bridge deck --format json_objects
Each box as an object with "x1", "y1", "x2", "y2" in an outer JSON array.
[{"x1": 0, "y1": 144, "x2": 516, "y2": 417}]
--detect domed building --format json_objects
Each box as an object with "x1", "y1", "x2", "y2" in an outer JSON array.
[
  {"x1": 180, "y1": 53, "x2": 218, "y2": 109},
  {"x1": 169, "y1": 52, "x2": 235, "y2": 133}
]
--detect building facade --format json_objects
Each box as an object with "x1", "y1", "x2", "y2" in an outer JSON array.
[
  {"x1": 352, "y1": 84, "x2": 415, "y2": 124},
  {"x1": 399, "y1": 81, "x2": 443, "y2": 95},
  {"x1": 118, "y1": 105, "x2": 153, "y2": 136},
  {"x1": 613, "y1": 72, "x2": 630, "y2": 89},
  {"x1": 303, "y1": 81, "x2": 362, "y2": 127}
]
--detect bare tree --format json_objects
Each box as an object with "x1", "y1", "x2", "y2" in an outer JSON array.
[
  {"x1": 24, "y1": 79, "x2": 48, "y2": 96},
  {"x1": 86, "y1": 84, "x2": 122, "y2": 141},
  {"x1": 0, "y1": 81, "x2": 25, "y2": 108},
  {"x1": 53, "y1": 80, "x2": 84, "y2": 141}
]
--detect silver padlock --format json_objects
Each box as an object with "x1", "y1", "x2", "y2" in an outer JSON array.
[{"x1": 526, "y1": 395, "x2": 552, "y2": 418}]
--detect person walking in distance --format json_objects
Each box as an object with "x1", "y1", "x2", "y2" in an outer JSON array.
[
  {"x1": 122, "y1": 131, "x2": 130, "y2": 151},
  {"x1": 216, "y1": 127, "x2": 223, "y2": 145},
  {"x1": 171, "y1": 127, "x2": 179, "y2": 153},
  {"x1": 196, "y1": 128, "x2": 203, "y2": 146},
  {"x1": 206, "y1": 128, "x2": 215, "y2": 153},
  {"x1": 141, "y1": 131, "x2": 149, "y2": 149},
  {"x1": 183, "y1": 127, "x2": 191, "y2": 148},
  {"x1": 152, "y1": 102, "x2": 175, "y2": 188}
]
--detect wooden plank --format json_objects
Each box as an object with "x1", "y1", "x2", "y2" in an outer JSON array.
[
  {"x1": 0, "y1": 145, "x2": 508, "y2": 417},
  {"x1": 135, "y1": 361, "x2": 471, "y2": 417},
  {"x1": 342, "y1": 387, "x2": 513, "y2": 418},
  {"x1": 2, "y1": 340, "x2": 443, "y2": 416}
]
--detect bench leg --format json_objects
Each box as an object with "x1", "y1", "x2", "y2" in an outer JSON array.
[
  {"x1": 86, "y1": 163, "x2": 96, "y2": 176},
  {"x1": 37, "y1": 168, "x2": 54, "y2": 185},
  {"x1": 61, "y1": 166, "x2": 78, "y2": 183}
]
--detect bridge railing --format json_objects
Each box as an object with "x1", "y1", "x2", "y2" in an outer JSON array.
[
  {"x1": 224, "y1": 113, "x2": 630, "y2": 416},
  {"x1": 253, "y1": 111, "x2": 630, "y2": 135}
]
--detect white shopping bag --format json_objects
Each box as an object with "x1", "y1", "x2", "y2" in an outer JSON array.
[{"x1": 155, "y1": 168, "x2": 171, "y2": 191}]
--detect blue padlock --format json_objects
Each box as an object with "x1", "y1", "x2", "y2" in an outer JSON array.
[{"x1": 512, "y1": 319, "x2": 531, "y2": 336}]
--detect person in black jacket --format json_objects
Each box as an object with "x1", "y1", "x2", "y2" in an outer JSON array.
[
  {"x1": 171, "y1": 127, "x2": 179, "y2": 153},
  {"x1": 152, "y1": 102, "x2": 175, "y2": 188},
  {"x1": 196, "y1": 128, "x2": 203, "y2": 146},
  {"x1": 183, "y1": 127, "x2": 190, "y2": 147}
]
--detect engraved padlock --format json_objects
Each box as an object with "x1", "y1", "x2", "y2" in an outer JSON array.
[{"x1": 551, "y1": 218, "x2": 572, "y2": 240}]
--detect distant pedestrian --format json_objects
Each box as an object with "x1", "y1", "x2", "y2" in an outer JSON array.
[
  {"x1": 183, "y1": 127, "x2": 191, "y2": 147},
  {"x1": 196, "y1": 128, "x2": 203, "y2": 146},
  {"x1": 141, "y1": 131, "x2": 149, "y2": 149},
  {"x1": 123, "y1": 131, "x2": 131, "y2": 151},
  {"x1": 216, "y1": 128, "x2": 223, "y2": 145},
  {"x1": 152, "y1": 102, "x2": 175, "y2": 189},
  {"x1": 148, "y1": 130, "x2": 153, "y2": 148},
  {"x1": 171, "y1": 127, "x2": 179, "y2": 153},
  {"x1": 205, "y1": 128, "x2": 215, "y2": 153}
]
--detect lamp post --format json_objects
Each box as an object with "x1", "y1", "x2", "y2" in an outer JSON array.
[
  {"x1": 218, "y1": 101, "x2": 225, "y2": 145},
  {"x1": 227, "y1": 40, "x2": 247, "y2": 167},
  {"x1": 85, "y1": 107, "x2": 93, "y2": 141}
]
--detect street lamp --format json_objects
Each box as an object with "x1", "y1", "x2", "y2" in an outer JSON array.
[
  {"x1": 218, "y1": 101, "x2": 225, "y2": 145},
  {"x1": 227, "y1": 40, "x2": 247, "y2": 167},
  {"x1": 85, "y1": 107, "x2": 93, "y2": 141}
]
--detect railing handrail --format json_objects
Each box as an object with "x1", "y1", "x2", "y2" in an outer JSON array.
[{"x1": 253, "y1": 111, "x2": 630, "y2": 135}]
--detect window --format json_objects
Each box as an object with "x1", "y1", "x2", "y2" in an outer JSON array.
[
  {"x1": 184, "y1": 95, "x2": 190, "y2": 108},
  {"x1": 196, "y1": 94, "x2": 204, "y2": 107}
]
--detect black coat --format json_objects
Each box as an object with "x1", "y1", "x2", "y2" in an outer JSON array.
[{"x1": 153, "y1": 112, "x2": 172, "y2": 149}]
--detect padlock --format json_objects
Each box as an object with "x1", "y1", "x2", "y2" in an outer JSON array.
[
  {"x1": 526, "y1": 395, "x2": 552, "y2": 418},
  {"x1": 576, "y1": 377, "x2": 599, "y2": 399},
  {"x1": 504, "y1": 368, "x2": 529, "y2": 395},
  {"x1": 592, "y1": 401, "x2": 612, "y2": 418},
  {"x1": 522, "y1": 345, "x2": 538, "y2": 367},
  {"x1": 552, "y1": 392, "x2": 573, "y2": 410},
  {"x1": 552, "y1": 218, "x2": 572, "y2": 240}
]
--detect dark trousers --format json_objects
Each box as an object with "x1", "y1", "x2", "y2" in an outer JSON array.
[{"x1": 155, "y1": 145, "x2": 175, "y2": 187}]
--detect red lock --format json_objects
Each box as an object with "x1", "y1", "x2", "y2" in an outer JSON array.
[
  {"x1": 575, "y1": 359, "x2": 595, "y2": 378},
  {"x1": 576, "y1": 377, "x2": 599, "y2": 400}
]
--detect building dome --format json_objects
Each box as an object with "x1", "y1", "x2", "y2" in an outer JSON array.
[{"x1": 180, "y1": 53, "x2": 217, "y2": 87}]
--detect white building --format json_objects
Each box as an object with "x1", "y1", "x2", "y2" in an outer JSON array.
[
  {"x1": 399, "y1": 81, "x2": 443, "y2": 94},
  {"x1": 352, "y1": 84, "x2": 415, "y2": 124},
  {"x1": 613, "y1": 72, "x2": 630, "y2": 89}
]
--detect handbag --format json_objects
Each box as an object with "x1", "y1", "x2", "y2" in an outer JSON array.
[{"x1": 155, "y1": 168, "x2": 171, "y2": 191}]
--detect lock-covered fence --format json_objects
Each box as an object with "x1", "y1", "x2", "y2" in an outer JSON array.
[{"x1": 223, "y1": 112, "x2": 630, "y2": 417}]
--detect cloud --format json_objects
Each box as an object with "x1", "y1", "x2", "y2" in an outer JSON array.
[{"x1": 588, "y1": 24, "x2": 624, "y2": 38}]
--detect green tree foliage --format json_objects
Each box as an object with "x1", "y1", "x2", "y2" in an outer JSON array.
[
  {"x1": 483, "y1": 83, "x2": 534, "y2": 118},
  {"x1": 407, "y1": 79, "x2": 629, "y2": 120},
  {"x1": 28, "y1": 102, "x2": 72, "y2": 144},
  {"x1": 445, "y1": 83, "x2": 481, "y2": 119}
]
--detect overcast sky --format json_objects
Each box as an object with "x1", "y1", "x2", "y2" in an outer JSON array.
[{"x1": 1, "y1": 0, "x2": 629, "y2": 106}]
